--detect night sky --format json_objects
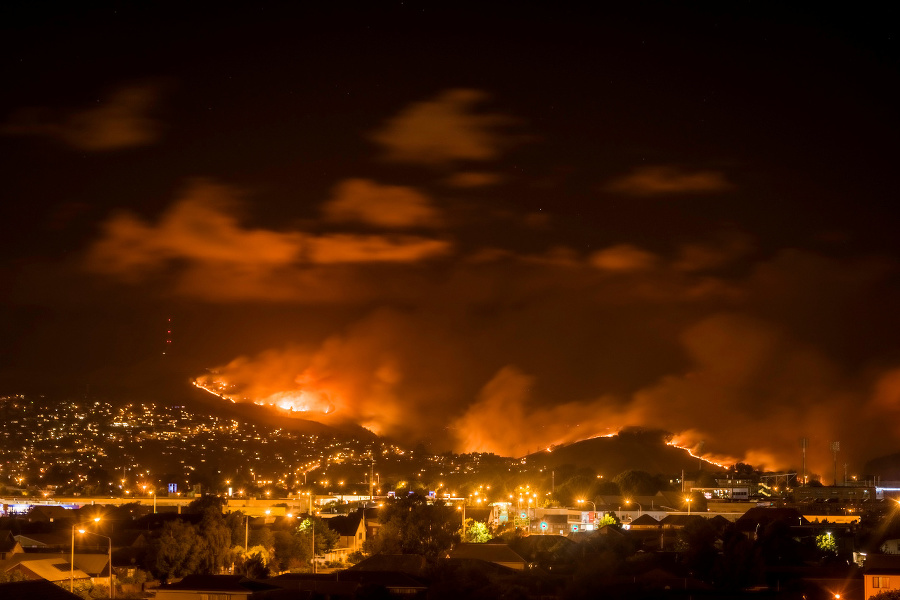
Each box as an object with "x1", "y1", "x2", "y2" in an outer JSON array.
[{"x1": 2, "y1": 4, "x2": 899, "y2": 476}]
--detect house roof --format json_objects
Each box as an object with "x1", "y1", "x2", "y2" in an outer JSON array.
[
  {"x1": 630, "y1": 514, "x2": 660, "y2": 527},
  {"x1": 27, "y1": 506, "x2": 72, "y2": 520},
  {"x1": 349, "y1": 553, "x2": 427, "y2": 575},
  {"x1": 14, "y1": 558, "x2": 91, "y2": 582},
  {"x1": 325, "y1": 513, "x2": 363, "y2": 537},
  {"x1": 14, "y1": 532, "x2": 68, "y2": 547},
  {"x1": 864, "y1": 554, "x2": 900, "y2": 573},
  {"x1": 265, "y1": 575, "x2": 360, "y2": 597},
  {"x1": 734, "y1": 507, "x2": 809, "y2": 531},
  {"x1": 337, "y1": 570, "x2": 428, "y2": 590},
  {"x1": 659, "y1": 514, "x2": 707, "y2": 527},
  {"x1": 158, "y1": 574, "x2": 279, "y2": 593},
  {"x1": 0, "y1": 552, "x2": 109, "y2": 578},
  {"x1": 596, "y1": 524, "x2": 627, "y2": 537},
  {"x1": 0, "y1": 579, "x2": 83, "y2": 600},
  {"x1": 448, "y1": 543, "x2": 526, "y2": 565}
]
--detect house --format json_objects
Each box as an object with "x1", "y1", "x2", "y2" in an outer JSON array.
[
  {"x1": 0, "y1": 530, "x2": 23, "y2": 560},
  {"x1": 447, "y1": 543, "x2": 527, "y2": 570},
  {"x1": 733, "y1": 507, "x2": 809, "y2": 539},
  {"x1": 628, "y1": 514, "x2": 661, "y2": 531},
  {"x1": 349, "y1": 553, "x2": 427, "y2": 577},
  {"x1": 6, "y1": 557, "x2": 92, "y2": 585},
  {"x1": 864, "y1": 554, "x2": 900, "y2": 600},
  {"x1": 324, "y1": 512, "x2": 366, "y2": 554},
  {"x1": 25, "y1": 506, "x2": 72, "y2": 524},
  {"x1": 153, "y1": 574, "x2": 280, "y2": 600},
  {"x1": 266, "y1": 573, "x2": 359, "y2": 598},
  {"x1": 14, "y1": 532, "x2": 69, "y2": 549},
  {"x1": 338, "y1": 569, "x2": 429, "y2": 596},
  {"x1": 0, "y1": 579, "x2": 83, "y2": 600},
  {"x1": 0, "y1": 552, "x2": 109, "y2": 587}
]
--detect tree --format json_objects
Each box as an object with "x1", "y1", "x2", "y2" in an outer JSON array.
[
  {"x1": 196, "y1": 507, "x2": 232, "y2": 574},
  {"x1": 0, "y1": 570, "x2": 27, "y2": 583},
  {"x1": 686, "y1": 491, "x2": 708, "y2": 512},
  {"x1": 187, "y1": 494, "x2": 226, "y2": 514},
  {"x1": 731, "y1": 463, "x2": 756, "y2": 476},
  {"x1": 816, "y1": 532, "x2": 837, "y2": 554},
  {"x1": 555, "y1": 474, "x2": 596, "y2": 507},
  {"x1": 464, "y1": 521, "x2": 491, "y2": 543},
  {"x1": 272, "y1": 529, "x2": 307, "y2": 572},
  {"x1": 250, "y1": 526, "x2": 274, "y2": 550},
  {"x1": 596, "y1": 513, "x2": 619, "y2": 528},
  {"x1": 365, "y1": 495, "x2": 460, "y2": 558},
  {"x1": 240, "y1": 546, "x2": 271, "y2": 578},
  {"x1": 871, "y1": 591, "x2": 900, "y2": 600},
  {"x1": 298, "y1": 516, "x2": 339, "y2": 556},
  {"x1": 224, "y1": 511, "x2": 247, "y2": 547},
  {"x1": 613, "y1": 470, "x2": 659, "y2": 496},
  {"x1": 150, "y1": 519, "x2": 203, "y2": 581}
]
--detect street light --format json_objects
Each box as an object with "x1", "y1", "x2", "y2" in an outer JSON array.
[
  {"x1": 244, "y1": 514, "x2": 250, "y2": 550},
  {"x1": 70, "y1": 525, "x2": 77, "y2": 593},
  {"x1": 71, "y1": 524, "x2": 114, "y2": 599},
  {"x1": 685, "y1": 497, "x2": 693, "y2": 515},
  {"x1": 457, "y1": 501, "x2": 467, "y2": 535},
  {"x1": 576, "y1": 499, "x2": 596, "y2": 511},
  {"x1": 625, "y1": 499, "x2": 642, "y2": 516}
]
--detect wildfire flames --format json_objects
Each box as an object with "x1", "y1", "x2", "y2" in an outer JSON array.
[{"x1": 192, "y1": 377, "x2": 335, "y2": 415}]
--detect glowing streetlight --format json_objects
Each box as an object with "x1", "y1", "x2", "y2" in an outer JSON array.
[
  {"x1": 625, "y1": 499, "x2": 642, "y2": 516},
  {"x1": 71, "y1": 523, "x2": 114, "y2": 598},
  {"x1": 685, "y1": 497, "x2": 693, "y2": 515}
]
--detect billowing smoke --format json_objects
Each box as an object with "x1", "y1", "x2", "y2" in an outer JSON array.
[{"x1": 73, "y1": 89, "x2": 900, "y2": 479}]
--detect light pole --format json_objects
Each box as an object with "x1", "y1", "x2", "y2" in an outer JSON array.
[
  {"x1": 82, "y1": 530, "x2": 113, "y2": 599},
  {"x1": 458, "y1": 501, "x2": 467, "y2": 537},
  {"x1": 310, "y1": 519, "x2": 316, "y2": 574},
  {"x1": 70, "y1": 525, "x2": 76, "y2": 593},
  {"x1": 625, "y1": 499, "x2": 642, "y2": 517},
  {"x1": 244, "y1": 514, "x2": 249, "y2": 550},
  {"x1": 577, "y1": 499, "x2": 596, "y2": 511},
  {"x1": 72, "y1": 525, "x2": 114, "y2": 599},
  {"x1": 685, "y1": 497, "x2": 692, "y2": 515}
]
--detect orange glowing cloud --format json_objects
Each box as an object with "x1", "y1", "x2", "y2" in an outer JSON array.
[
  {"x1": 674, "y1": 232, "x2": 754, "y2": 272},
  {"x1": 322, "y1": 178, "x2": 442, "y2": 228},
  {"x1": 83, "y1": 180, "x2": 452, "y2": 300},
  {"x1": 3, "y1": 82, "x2": 165, "y2": 150},
  {"x1": 442, "y1": 171, "x2": 505, "y2": 188},
  {"x1": 370, "y1": 89, "x2": 514, "y2": 165},
  {"x1": 605, "y1": 166, "x2": 733, "y2": 195},
  {"x1": 590, "y1": 244, "x2": 659, "y2": 272}
]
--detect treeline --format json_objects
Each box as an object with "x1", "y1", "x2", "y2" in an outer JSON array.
[{"x1": 145, "y1": 496, "x2": 338, "y2": 581}]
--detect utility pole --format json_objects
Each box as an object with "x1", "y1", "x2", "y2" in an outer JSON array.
[{"x1": 697, "y1": 441, "x2": 705, "y2": 471}]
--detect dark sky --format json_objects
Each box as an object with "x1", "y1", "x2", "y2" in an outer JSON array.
[{"x1": 2, "y1": 3, "x2": 899, "y2": 476}]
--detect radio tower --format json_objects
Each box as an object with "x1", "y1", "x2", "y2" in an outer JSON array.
[
  {"x1": 831, "y1": 441, "x2": 840, "y2": 486},
  {"x1": 800, "y1": 437, "x2": 808, "y2": 486},
  {"x1": 163, "y1": 317, "x2": 173, "y2": 356}
]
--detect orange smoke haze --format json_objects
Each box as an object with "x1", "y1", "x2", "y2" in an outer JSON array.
[
  {"x1": 67, "y1": 88, "x2": 900, "y2": 479},
  {"x1": 193, "y1": 302, "x2": 900, "y2": 479}
]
